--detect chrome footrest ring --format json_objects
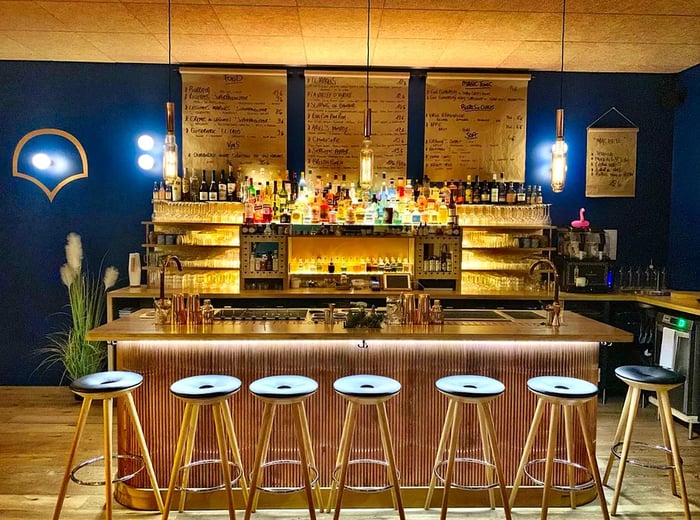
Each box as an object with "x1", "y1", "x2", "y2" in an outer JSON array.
[
  {"x1": 433, "y1": 458, "x2": 499, "y2": 490},
  {"x1": 70, "y1": 454, "x2": 144, "y2": 486},
  {"x1": 331, "y1": 458, "x2": 399, "y2": 493},
  {"x1": 176, "y1": 459, "x2": 243, "y2": 493},
  {"x1": 254, "y1": 459, "x2": 319, "y2": 494},
  {"x1": 523, "y1": 458, "x2": 595, "y2": 492},
  {"x1": 611, "y1": 441, "x2": 679, "y2": 470}
]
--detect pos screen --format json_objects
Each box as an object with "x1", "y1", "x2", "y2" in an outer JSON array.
[{"x1": 383, "y1": 273, "x2": 412, "y2": 290}]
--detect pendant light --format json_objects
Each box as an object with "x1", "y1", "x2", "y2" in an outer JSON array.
[
  {"x1": 550, "y1": 0, "x2": 567, "y2": 193},
  {"x1": 359, "y1": 0, "x2": 374, "y2": 189},
  {"x1": 162, "y1": 0, "x2": 178, "y2": 184}
]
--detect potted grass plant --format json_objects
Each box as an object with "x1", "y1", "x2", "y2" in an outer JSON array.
[{"x1": 38, "y1": 232, "x2": 118, "y2": 383}]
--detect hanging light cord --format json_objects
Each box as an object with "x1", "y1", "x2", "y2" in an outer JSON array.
[
  {"x1": 365, "y1": 0, "x2": 370, "y2": 135},
  {"x1": 167, "y1": 0, "x2": 172, "y2": 102},
  {"x1": 559, "y1": 0, "x2": 566, "y2": 108}
]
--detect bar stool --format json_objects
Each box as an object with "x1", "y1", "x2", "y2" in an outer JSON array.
[
  {"x1": 53, "y1": 370, "x2": 164, "y2": 520},
  {"x1": 162, "y1": 375, "x2": 248, "y2": 520},
  {"x1": 244, "y1": 375, "x2": 321, "y2": 520},
  {"x1": 327, "y1": 374, "x2": 405, "y2": 520},
  {"x1": 509, "y1": 376, "x2": 609, "y2": 520},
  {"x1": 602, "y1": 365, "x2": 690, "y2": 519},
  {"x1": 425, "y1": 375, "x2": 511, "y2": 520}
]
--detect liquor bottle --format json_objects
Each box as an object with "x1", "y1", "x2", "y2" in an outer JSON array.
[
  {"x1": 272, "y1": 180, "x2": 280, "y2": 221},
  {"x1": 480, "y1": 180, "x2": 490, "y2": 203},
  {"x1": 208, "y1": 170, "x2": 218, "y2": 201},
  {"x1": 471, "y1": 176, "x2": 481, "y2": 204},
  {"x1": 182, "y1": 167, "x2": 190, "y2": 200},
  {"x1": 278, "y1": 181, "x2": 288, "y2": 213},
  {"x1": 516, "y1": 182, "x2": 526, "y2": 204},
  {"x1": 404, "y1": 178, "x2": 414, "y2": 202},
  {"x1": 536, "y1": 185, "x2": 544, "y2": 204},
  {"x1": 158, "y1": 181, "x2": 166, "y2": 200},
  {"x1": 298, "y1": 170, "x2": 307, "y2": 191},
  {"x1": 464, "y1": 175, "x2": 472, "y2": 204},
  {"x1": 189, "y1": 169, "x2": 199, "y2": 202},
  {"x1": 226, "y1": 164, "x2": 237, "y2": 201},
  {"x1": 152, "y1": 181, "x2": 159, "y2": 201},
  {"x1": 248, "y1": 177, "x2": 256, "y2": 202},
  {"x1": 505, "y1": 182, "x2": 516, "y2": 205},
  {"x1": 218, "y1": 169, "x2": 227, "y2": 201},
  {"x1": 490, "y1": 174, "x2": 499, "y2": 203},
  {"x1": 525, "y1": 185, "x2": 533, "y2": 205},
  {"x1": 198, "y1": 171, "x2": 208, "y2": 202},
  {"x1": 498, "y1": 173, "x2": 507, "y2": 204},
  {"x1": 172, "y1": 174, "x2": 182, "y2": 202},
  {"x1": 165, "y1": 181, "x2": 173, "y2": 201}
]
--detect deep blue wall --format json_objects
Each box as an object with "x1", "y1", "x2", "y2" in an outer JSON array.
[
  {"x1": 0, "y1": 61, "x2": 687, "y2": 385},
  {"x1": 669, "y1": 65, "x2": 700, "y2": 290}
]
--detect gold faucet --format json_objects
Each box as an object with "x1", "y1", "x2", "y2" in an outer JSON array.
[
  {"x1": 159, "y1": 255, "x2": 182, "y2": 301},
  {"x1": 529, "y1": 258, "x2": 561, "y2": 327}
]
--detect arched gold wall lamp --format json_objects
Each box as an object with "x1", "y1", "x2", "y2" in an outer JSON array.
[{"x1": 12, "y1": 128, "x2": 88, "y2": 202}]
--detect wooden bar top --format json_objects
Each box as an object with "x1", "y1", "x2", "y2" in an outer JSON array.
[{"x1": 87, "y1": 308, "x2": 633, "y2": 343}]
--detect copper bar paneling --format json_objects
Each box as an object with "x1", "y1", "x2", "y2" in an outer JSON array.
[{"x1": 117, "y1": 339, "x2": 598, "y2": 504}]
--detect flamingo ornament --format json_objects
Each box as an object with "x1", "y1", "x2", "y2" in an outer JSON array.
[{"x1": 571, "y1": 208, "x2": 590, "y2": 229}]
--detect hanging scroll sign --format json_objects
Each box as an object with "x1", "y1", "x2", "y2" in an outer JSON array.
[{"x1": 585, "y1": 108, "x2": 639, "y2": 198}]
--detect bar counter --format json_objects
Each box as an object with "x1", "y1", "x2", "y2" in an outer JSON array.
[{"x1": 87, "y1": 309, "x2": 632, "y2": 511}]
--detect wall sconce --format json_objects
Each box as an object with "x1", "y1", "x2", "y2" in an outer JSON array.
[{"x1": 31, "y1": 152, "x2": 52, "y2": 170}]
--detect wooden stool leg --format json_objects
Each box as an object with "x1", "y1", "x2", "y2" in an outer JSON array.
[
  {"x1": 658, "y1": 391, "x2": 691, "y2": 520},
  {"x1": 575, "y1": 403, "x2": 610, "y2": 520},
  {"x1": 425, "y1": 398, "x2": 457, "y2": 510},
  {"x1": 479, "y1": 401, "x2": 512, "y2": 520},
  {"x1": 440, "y1": 401, "x2": 463, "y2": 520},
  {"x1": 124, "y1": 392, "x2": 164, "y2": 513},
  {"x1": 292, "y1": 402, "x2": 316, "y2": 520},
  {"x1": 657, "y1": 392, "x2": 679, "y2": 496},
  {"x1": 332, "y1": 401, "x2": 358, "y2": 520},
  {"x1": 213, "y1": 402, "x2": 236, "y2": 520},
  {"x1": 245, "y1": 402, "x2": 276, "y2": 520},
  {"x1": 53, "y1": 397, "x2": 93, "y2": 520},
  {"x1": 376, "y1": 402, "x2": 405, "y2": 520},
  {"x1": 222, "y1": 399, "x2": 249, "y2": 504},
  {"x1": 563, "y1": 404, "x2": 576, "y2": 509},
  {"x1": 178, "y1": 404, "x2": 200, "y2": 512},
  {"x1": 298, "y1": 400, "x2": 323, "y2": 512},
  {"x1": 541, "y1": 402, "x2": 560, "y2": 520},
  {"x1": 162, "y1": 403, "x2": 195, "y2": 520},
  {"x1": 603, "y1": 385, "x2": 633, "y2": 484},
  {"x1": 476, "y1": 400, "x2": 496, "y2": 510},
  {"x1": 103, "y1": 397, "x2": 114, "y2": 520},
  {"x1": 327, "y1": 400, "x2": 357, "y2": 513},
  {"x1": 610, "y1": 385, "x2": 641, "y2": 515},
  {"x1": 510, "y1": 398, "x2": 546, "y2": 507}
]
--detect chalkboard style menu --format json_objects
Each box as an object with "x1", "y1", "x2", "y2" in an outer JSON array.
[
  {"x1": 586, "y1": 127, "x2": 638, "y2": 197},
  {"x1": 424, "y1": 73, "x2": 530, "y2": 182},
  {"x1": 305, "y1": 71, "x2": 409, "y2": 182},
  {"x1": 180, "y1": 68, "x2": 287, "y2": 174}
]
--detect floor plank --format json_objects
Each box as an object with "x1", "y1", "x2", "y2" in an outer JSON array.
[{"x1": 0, "y1": 386, "x2": 696, "y2": 518}]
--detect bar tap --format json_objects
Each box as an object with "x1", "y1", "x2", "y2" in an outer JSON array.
[
  {"x1": 154, "y1": 255, "x2": 182, "y2": 325},
  {"x1": 529, "y1": 258, "x2": 561, "y2": 328}
]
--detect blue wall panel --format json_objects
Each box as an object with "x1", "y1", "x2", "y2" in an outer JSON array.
[
  {"x1": 0, "y1": 61, "x2": 687, "y2": 385},
  {"x1": 669, "y1": 65, "x2": 700, "y2": 290}
]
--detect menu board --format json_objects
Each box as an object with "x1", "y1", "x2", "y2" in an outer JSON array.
[
  {"x1": 586, "y1": 127, "x2": 638, "y2": 197},
  {"x1": 424, "y1": 73, "x2": 530, "y2": 182},
  {"x1": 180, "y1": 68, "x2": 287, "y2": 176},
  {"x1": 305, "y1": 70, "x2": 409, "y2": 182}
]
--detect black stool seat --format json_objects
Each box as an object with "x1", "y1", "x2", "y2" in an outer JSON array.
[
  {"x1": 333, "y1": 374, "x2": 401, "y2": 398},
  {"x1": 249, "y1": 375, "x2": 318, "y2": 398},
  {"x1": 436, "y1": 375, "x2": 505, "y2": 397},
  {"x1": 70, "y1": 370, "x2": 142, "y2": 394},
  {"x1": 170, "y1": 375, "x2": 241, "y2": 399},
  {"x1": 615, "y1": 365, "x2": 685, "y2": 386},
  {"x1": 527, "y1": 376, "x2": 598, "y2": 399}
]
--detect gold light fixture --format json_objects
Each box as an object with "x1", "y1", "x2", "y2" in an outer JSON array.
[
  {"x1": 550, "y1": 0, "x2": 567, "y2": 193},
  {"x1": 162, "y1": 0, "x2": 178, "y2": 184},
  {"x1": 359, "y1": 0, "x2": 374, "y2": 189}
]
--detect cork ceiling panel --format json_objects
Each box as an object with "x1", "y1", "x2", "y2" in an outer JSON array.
[{"x1": 0, "y1": 0, "x2": 696, "y2": 73}]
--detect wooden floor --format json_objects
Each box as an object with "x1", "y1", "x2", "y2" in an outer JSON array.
[{"x1": 0, "y1": 386, "x2": 697, "y2": 519}]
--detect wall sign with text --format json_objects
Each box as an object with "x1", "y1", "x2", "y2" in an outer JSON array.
[
  {"x1": 585, "y1": 127, "x2": 638, "y2": 198},
  {"x1": 305, "y1": 70, "x2": 409, "y2": 182},
  {"x1": 180, "y1": 68, "x2": 287, "y2": 176},
  {"x1": 424, "y1": 73, "x2": 530, "y2": 182}
]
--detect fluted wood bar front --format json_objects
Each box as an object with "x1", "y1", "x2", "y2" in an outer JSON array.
[{"x1": 87, "y1": 310, "x2": 633, "y2": 511}]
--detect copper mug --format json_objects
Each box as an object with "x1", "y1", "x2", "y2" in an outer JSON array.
[
  {"x1": 401, "y1": 292, "x2": 415, "y2": 324},
  {"x1": 416, "y1": 294, "x2": 431, "y2": 324}
]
